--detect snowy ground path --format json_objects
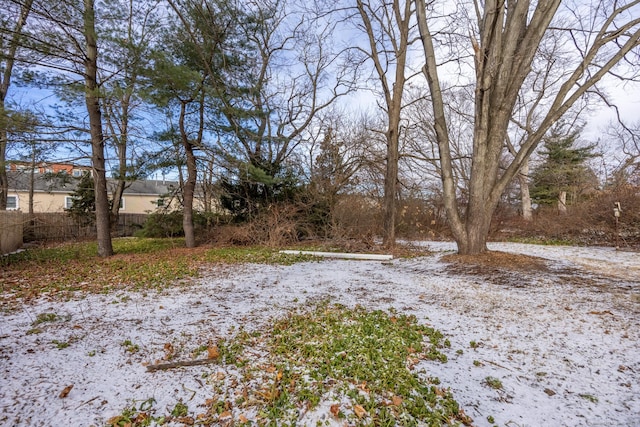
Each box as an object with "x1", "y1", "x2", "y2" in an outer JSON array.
[{"x1": 1, "y1": 242, "x2": 638, "y2": 426}]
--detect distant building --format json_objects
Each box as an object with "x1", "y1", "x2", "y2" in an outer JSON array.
[
  {"x1": 8, "y1": 161, "x2": 92, "y2": 177},
  {"x1": 5, "y1": 169, "x2": 178, "y2": 214}
]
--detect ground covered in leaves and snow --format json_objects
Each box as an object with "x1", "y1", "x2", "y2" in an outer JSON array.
[{"x1": 1, "y1": 241, "x2": 639, "y2": 426}]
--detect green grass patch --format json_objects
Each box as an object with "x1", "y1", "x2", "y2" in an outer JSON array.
[
  {"x1": 31, "y1": 312, "x2": 63, "y2": 326},
  {"x1": 203, "y1": 246, "x2": 319, "y2": 265},
  {"x1": 579, "y1": 393, "x2": 598, "y2": 403},
  {"x1": 483, "y1": 376, "x2": 503, "y2": 390},
  {"x1": 254, "y1": 303, "x2": 467, "y2": 425},
  {"x1": 1, "y1": 238, "x2": 186, "y2": 267}
]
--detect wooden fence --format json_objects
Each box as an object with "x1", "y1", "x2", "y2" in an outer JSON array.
[
  {"x1": 23, "y1": 213, "x2": 148, "y2": 242},
  {"x1": 0, "y1": 211, "x2": 23, "y2": 254}
]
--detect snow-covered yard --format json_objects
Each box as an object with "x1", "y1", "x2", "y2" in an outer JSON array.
[{"x1": 1, "y1": 242, "x2": 638, "y2": 426}]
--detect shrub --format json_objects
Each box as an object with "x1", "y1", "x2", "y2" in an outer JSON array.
[{"x1": 135, "y1": 211, "x2": 184, "y2": 238}]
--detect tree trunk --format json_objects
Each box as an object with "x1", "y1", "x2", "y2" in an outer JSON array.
[
  {"x1": 519, "y1": 159, "x2": 532, "y2": 221},
  {"x1": 110, "y1": 120, "x2": 128, "y2": 223},
  {"x1": 83, "y1": 0, "x2": 113, "y2": 257},
  {"x1": 28, "y1": 148, "x2": 35, "y2": 214},
  {"x1": 382, "y1": 127, "x2": 399, "y2": 247},
  {"x1": 557, "y1": 191, "x2": 567, "y2": 215},
  {"x1": 454, "y1": 183, "x2": 500, "y2": 255},
  {"x1": 179, "y1": 101, "x2": 196, "y2": 248},
  {"x1": 0, "y1": 132, "x2": 7, "y2": 211},
  {"x1": 109, "y1": 122, "x2": 128, "y2": 222}
]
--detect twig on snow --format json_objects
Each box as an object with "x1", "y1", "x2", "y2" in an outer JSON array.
[
  {"x1": 482, "y1": 359, "x2": 514, "y2": 372},
  {"x1": 146, "y1": 358, "x2": 218, "y2": 372}
]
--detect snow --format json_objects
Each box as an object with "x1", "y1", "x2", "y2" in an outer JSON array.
[{"x1": 1, "y1": 241, "x2": 639, "y2": 426}]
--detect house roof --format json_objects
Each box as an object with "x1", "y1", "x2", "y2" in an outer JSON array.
[{"x1": 6, "y1": 171, "x2": 178, "y2": 196}]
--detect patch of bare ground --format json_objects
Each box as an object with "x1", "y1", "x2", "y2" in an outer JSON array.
[
  {"x1": 441, "y1": 250, "x2": 639, "y2": 304},
  {"x1": 442, "y1": 250, "x2": 549, "y2": 271},
  {"x1": 441, "y1": 251, "x2": 551, "y2": 287}
]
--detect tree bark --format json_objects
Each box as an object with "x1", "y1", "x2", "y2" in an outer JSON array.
[
  {"x1": 557, "y1": 191, "x2": 567, "y2": 215},
  {"x1": 519, "y1": 159, "x2": 533, "y2": 221},
  {"x1": 108, "y1": 96, "x2": 130, "y2": 222},
  {"x1": 382, "y1": 123, "x2": 400, "y2": 248},
  {"x1": 83, "y1": 0, "x2": 113, "y2": 257},
  {"x1": 179, "y1": 101, "x2": 197, "y2": 248}
]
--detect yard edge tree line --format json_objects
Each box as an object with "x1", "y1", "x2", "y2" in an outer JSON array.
[{"x1": 1, "y1": 0, "x2": 639, "y2": 256}]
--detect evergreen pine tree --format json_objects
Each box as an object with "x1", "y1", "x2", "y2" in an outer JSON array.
[
  {"x1": 65, "y1": 173, "x2": 96, "y2": 225},
  {"x1": 531, "y1": 126, "x2": 598, "y2": 209}
]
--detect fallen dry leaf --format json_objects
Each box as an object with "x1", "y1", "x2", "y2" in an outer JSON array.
[
  {"x1": 59, "y1": 384, "x2": 73, "y2": 398},
  {"x1": 164, "y1": 343, "x2": 175, "y2": 360},
  {"x1": 353, "y1": 404, "x2": 367, "y2": 419},
  {"x1": 105, "y1": 415, "x2": 123, "y2": 425},
  {"x1": 392, "y1": 395, "x2": 403, "y2": 406},
  {"x1": 238, "y1": 414, "x2": 248, "y2": 423},
  {"x1": 330, "y1": 404, "x2": 340, "y2": 417},
  {"x1": 458, "y1": 408, "x2": 474, "y2": 426},
  {"x1": 134, "y1": 412, "x2": 149, "y2": 423},
  {"x1": 207, "y1": 345, "x2": 220, "y2": 359},
  {"x1": 219, "y1": 410, "x2": 232, "y2": 419}
]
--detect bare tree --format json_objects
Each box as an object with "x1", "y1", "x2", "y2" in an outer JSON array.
[
  {"x1": 350, "y1": 0, "x2": 418, "y2": 247},
  {"x1": 307, "y1": 109, "x2": 371, "y2": 236},
  {"x1": 602, "y1": 119, "x2": 640, "y2": 186},
  {"x1": 416, "y1": 0, "x2": 640, "y2": 254},
  {"x1": 210, "y1": 0, "x2": 354, "y2": 200}
]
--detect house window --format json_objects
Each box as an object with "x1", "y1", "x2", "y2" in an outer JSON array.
[
  {"x1": 7, "y1": 195, "x2": 18, "y2": 210},
  {"x1": 64, "y1": 196, "x2": 77, "y2": 210},
  {"x1": 156, "y1": 198, "x2": 165, "y2": 207},
  {"x1": 119, "y1": 198, "x2": 125, "y2": 210},
  {"x1": 72, "y1": 169, "x2": 83, "y2": 177}
]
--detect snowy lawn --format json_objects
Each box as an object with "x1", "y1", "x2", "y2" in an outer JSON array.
[{"x1": 1, "y1": 241, "x2": 638, "y2": 426}]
